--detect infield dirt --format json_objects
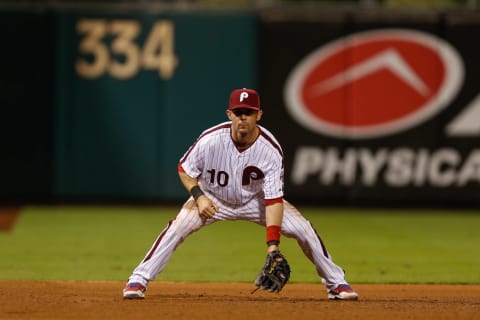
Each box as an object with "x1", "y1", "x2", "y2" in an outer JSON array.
[{"x1": 0, "y1": 282, "x2": 478, "y2": 320}]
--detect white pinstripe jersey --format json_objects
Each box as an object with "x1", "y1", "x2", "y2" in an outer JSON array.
[{"x1": 179, "y1": 121, "x2": 284, "y2": 207}]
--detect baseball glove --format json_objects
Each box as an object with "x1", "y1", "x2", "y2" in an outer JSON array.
[{"x1": 254, "y1": 250, "x2": 291, "y2": 293}]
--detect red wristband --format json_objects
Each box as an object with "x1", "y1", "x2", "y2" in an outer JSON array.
[{"x1": 266, "y1": 225, "x2": 281, "y2": 245}]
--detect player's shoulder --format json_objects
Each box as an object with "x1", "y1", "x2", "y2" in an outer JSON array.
[
  {"x1": 258, "y1": 125, "x2": 277, "y2": 139},
  {"x1": 197, "y1": 122, "x2": 231, "y2": 140},
  {"x1": 258, "y1": 125, "x2": 283, "y2": 156}
]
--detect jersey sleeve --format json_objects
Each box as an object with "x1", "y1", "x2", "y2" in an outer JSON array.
[
  {"x1": 178, "y1": 138, "x2": 205, "y2": 179},
  {"x1": 263, "y1": 152, "x2": 284, "y2": 200}
]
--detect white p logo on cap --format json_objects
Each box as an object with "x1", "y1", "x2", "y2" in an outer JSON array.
[{"x1": 240, "y1": 92, "x2": 249, "y2": 102}]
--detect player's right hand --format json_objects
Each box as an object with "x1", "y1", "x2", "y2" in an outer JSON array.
[{"x1": 196, "y1": 195, "x2": 219, "y2": 220}]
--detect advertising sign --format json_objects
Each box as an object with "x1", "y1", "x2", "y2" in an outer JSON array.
[{"x1": 259, "y1": 12, "x2": 480, "y2": 206}]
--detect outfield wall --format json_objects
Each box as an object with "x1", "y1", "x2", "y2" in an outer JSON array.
[
  {"x1": 0, "y1": 10, "x2": 55, "y2": 203},
  {"x1": 1, "y1": 5, "x2": 479, "y2": 207},
  {"x1": 54, "y1": 9, "x2": 256, "y2": 201}
]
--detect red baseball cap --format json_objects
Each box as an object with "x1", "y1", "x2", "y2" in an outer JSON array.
[{"x1": 228, "y1": 88, "x2": 261, "y2": 110}]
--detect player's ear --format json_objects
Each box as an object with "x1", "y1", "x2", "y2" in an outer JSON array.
[
  {"x1": 256, "y1": 110, "x2": 263, "y2": 121},
  {"x1": 226, "y1": 109, "x2": 234, "y2": 120}
]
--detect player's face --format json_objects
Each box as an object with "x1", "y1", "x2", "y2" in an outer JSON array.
[{"x1": 227, "y1": 108, "x2": 262, "y2": 136}]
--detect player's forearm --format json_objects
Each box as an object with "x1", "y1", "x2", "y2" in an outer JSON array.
[
  {"x1": 178, "y1": 170, "x2": 207, "y2": 201},
  {"x1": 265, "y1": 202, "x2": 283, "y2": 252},
  {"x1": 266, "y1": 202, "x2": 283, "y2": 226},
  {"x1": 178, "y1": 169, "x2": 218, "y2": 219},
  {"x1": 178, "y1": 170, "x2": 199, "y2": 193}
]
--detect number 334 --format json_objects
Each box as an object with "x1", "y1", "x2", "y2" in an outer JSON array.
[{"x1": 75, "y1": 19, "x2": 178, "y2": 80}]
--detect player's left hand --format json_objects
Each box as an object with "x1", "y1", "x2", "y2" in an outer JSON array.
[{"x1": 254, "y1": 250, "x2": 290, "y2": 293}]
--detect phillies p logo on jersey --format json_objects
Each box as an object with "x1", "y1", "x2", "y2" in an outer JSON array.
[{"x1": 284, "y1": 29, "x2": 465, "y2": 139}]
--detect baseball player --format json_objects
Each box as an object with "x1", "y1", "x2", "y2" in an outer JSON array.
[{"x1": 123, "y1": 88, "x2": 358, "y2": 300}]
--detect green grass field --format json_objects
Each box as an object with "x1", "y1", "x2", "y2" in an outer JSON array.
[{"x1": 0, "y1": 206, "x2": 479, "y2": 284}]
